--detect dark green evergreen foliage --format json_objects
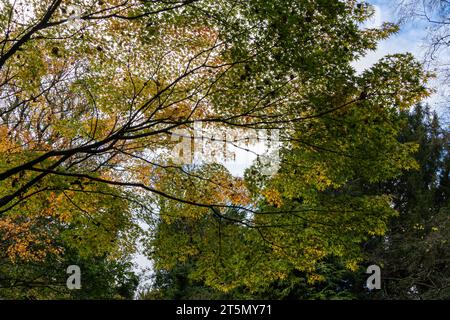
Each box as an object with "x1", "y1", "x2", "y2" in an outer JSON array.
[
  {"x1": 365, "y1": 104, "x2": 450, "y2": 299},
  {"x1": 0, "y1": 250, "x2": 139, "y2": 300}
]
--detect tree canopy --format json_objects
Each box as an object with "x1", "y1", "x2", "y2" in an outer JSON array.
[{"x1": 0, "y1": 0, "x2": 443, "y2": 299}]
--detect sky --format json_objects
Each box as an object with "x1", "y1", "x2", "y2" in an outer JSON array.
[
  {"x1": 353, "y1": 0, "x2": 428, "y2": 73},
  {"x1": 353, "y1": 0, "x2": 448, "y2": 116}
]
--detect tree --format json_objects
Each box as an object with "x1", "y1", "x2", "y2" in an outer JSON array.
[
  {"x1": 147, "y1": 47, "x2": 431, "y2": 291},
  {"x1": 396, "y1": 0, "x2": 450, "y2": 99},
  {"x1": 363, "y1": 104, "x2": 450, "y2": 299},
  {"x1": 0, "y1": 248, "x2": 139, "y2": 299},
  {"x1": 144, "y1": 104, "x2": 450, "y2": 300},
  {"x1": 0, "y1": 180, "x2": 139, "y2": 299},
  {"x1": 0, "y1": 0, "x2": 431, "y2": 295}
]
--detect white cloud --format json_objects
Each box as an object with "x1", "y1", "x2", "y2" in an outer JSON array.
[
  {"x1": 353, "y1": 3, "x2": 427, "y2": 74},
  {"x1": 363, "y1": 4, "x2": 384, "y2": 29}
]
